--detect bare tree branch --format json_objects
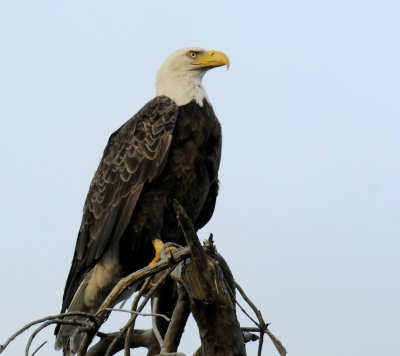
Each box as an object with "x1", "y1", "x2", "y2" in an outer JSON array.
[
  {"x1": 172, "y1": 200, "x2": 207, "y2": 272},
  {"x1": 104, "y1": 308, "x2": 170, "y2": 322},
  {"x1": 26, "y1": 320, "x2": 86, "y2": 356},
  {"x1": 173, "y1": 200, "x2": 246, "y2": 356},
  {"x1": 30, "y1": 341, "x2": 47, "y2": 356},
  {"x1": 151, "y1": 297, "x2": 165, "y2": 350},
  {"x1": 2, "y1": 203, "x2": 286, "y2": 356},
  {"x1": 162, "y1": 285, "x2": 190, "y2": 353},
  {"x1": 104, "y1": 266, "x2": 176, "y2": 356},
  {"x1": 124, "y1": 277, "x2": 152, "y2": 356},
  {"x1": 236, "y1": 283, "x2": 287, "y2": 356},
  {"x1": 86, "y1": 329, "x2": 159, "y2": 356},
  {"x1": 0, "y1": 312, "x2": 97, "y2": 354}
]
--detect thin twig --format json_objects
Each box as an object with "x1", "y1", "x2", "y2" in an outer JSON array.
[
  {"x1": 25, "y1": 319, "x2": 86, "y2": 356},
  {"x1": 124, "y1": 277, "x2": 152, "y2": 356},
  {"x1": 264, "y1": 329, "x2": 287, "y2": 356},
  {"x1": 235, "y1": 282, "x2": 266, "y2": 355},
  {"x1": 225, "y1": 282, "x2": 260, "y2": 328},
  {"x1": 30, "y1": 341, "x2": 47, "y2": 356},
  {"x1": 0, "y1": 312, "x2": 97, "y2": 354},
  {"x1": 235, "y1": 283, "x2": 265, "y2": 326},
  {"x1": 241, "y1": 326, "x2": 265, "y2": 332},
  {"x1": 257, "y1": 330, "x2": 264, "y2": 356},
  {"x1": 236, "y1": 282, "x2": 287, "y2": 356},
  {"x1": 104, "y1": 308, "x2": 170, "y2": 322},
  {"x1": 151, "y1": 297, "x2": 165, "y2": 351}
]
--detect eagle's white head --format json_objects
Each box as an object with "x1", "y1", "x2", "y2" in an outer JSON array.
[{"x1": 156, "y1": 47, "x2": 229, "y2": 107}]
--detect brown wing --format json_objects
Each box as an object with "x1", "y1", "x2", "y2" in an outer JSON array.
[{"x1": 61, "y1": 96, "x2": 178, "y2": 312}]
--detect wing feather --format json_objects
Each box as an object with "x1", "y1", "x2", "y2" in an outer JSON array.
[{"x1": 61, "y1": 95, "x2": 178, "y2": 311}]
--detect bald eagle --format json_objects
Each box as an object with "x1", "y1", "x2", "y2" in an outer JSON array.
[{"x1": 55, "y1": 48, "x2": 229, "y2": 353}]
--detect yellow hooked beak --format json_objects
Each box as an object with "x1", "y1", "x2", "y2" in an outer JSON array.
[{"x1": 192, "y1": 50, "x2": 230, "y2": 70}]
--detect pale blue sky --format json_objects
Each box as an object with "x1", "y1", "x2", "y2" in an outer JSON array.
[{"x1": 1, "y1": 1, "x2": 399, "y2": 355}]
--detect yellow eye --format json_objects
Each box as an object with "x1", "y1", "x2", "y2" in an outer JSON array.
[{"x1": 187, "y1": 51, "x2": 198, "y2": 59}]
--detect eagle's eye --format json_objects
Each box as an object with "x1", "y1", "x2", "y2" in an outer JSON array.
[{"x1": 187, "y1": 51, "x2": 198, "y2": 59}]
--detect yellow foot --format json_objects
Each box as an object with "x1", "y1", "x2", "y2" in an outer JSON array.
[{"x1": 149, "y1": 239, "x2": 176, "y2": 265}]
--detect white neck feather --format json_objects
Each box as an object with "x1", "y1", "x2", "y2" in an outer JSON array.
[{"x1": 156, "y1": 68, "x2": 209, "y2": 107}]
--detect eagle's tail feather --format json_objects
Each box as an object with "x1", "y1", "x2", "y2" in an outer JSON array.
[{"x1": 55, "y1": 248, "x2": 122, "y2": 354}]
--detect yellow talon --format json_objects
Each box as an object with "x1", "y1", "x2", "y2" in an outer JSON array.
[
  {"x1": 149, "y1": 239, "x2": 176, "y2": 265},
  {"x1": 150, "y1": 239, "x2": 163, "y2": 265}
]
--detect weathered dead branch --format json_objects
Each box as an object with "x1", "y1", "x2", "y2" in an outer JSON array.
[
  {"x1": 0, "y1": 201, "x2": 286, "y2": 355},
  {"x1": 86, "y1": 329, "x2": 159, "y2": 356},
  {"x1": 0, "y1": 312, "x2": 97, "y2": 355},
  {"x1": 173, "y1": 200, "x2": 246, "y2": 356}
]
